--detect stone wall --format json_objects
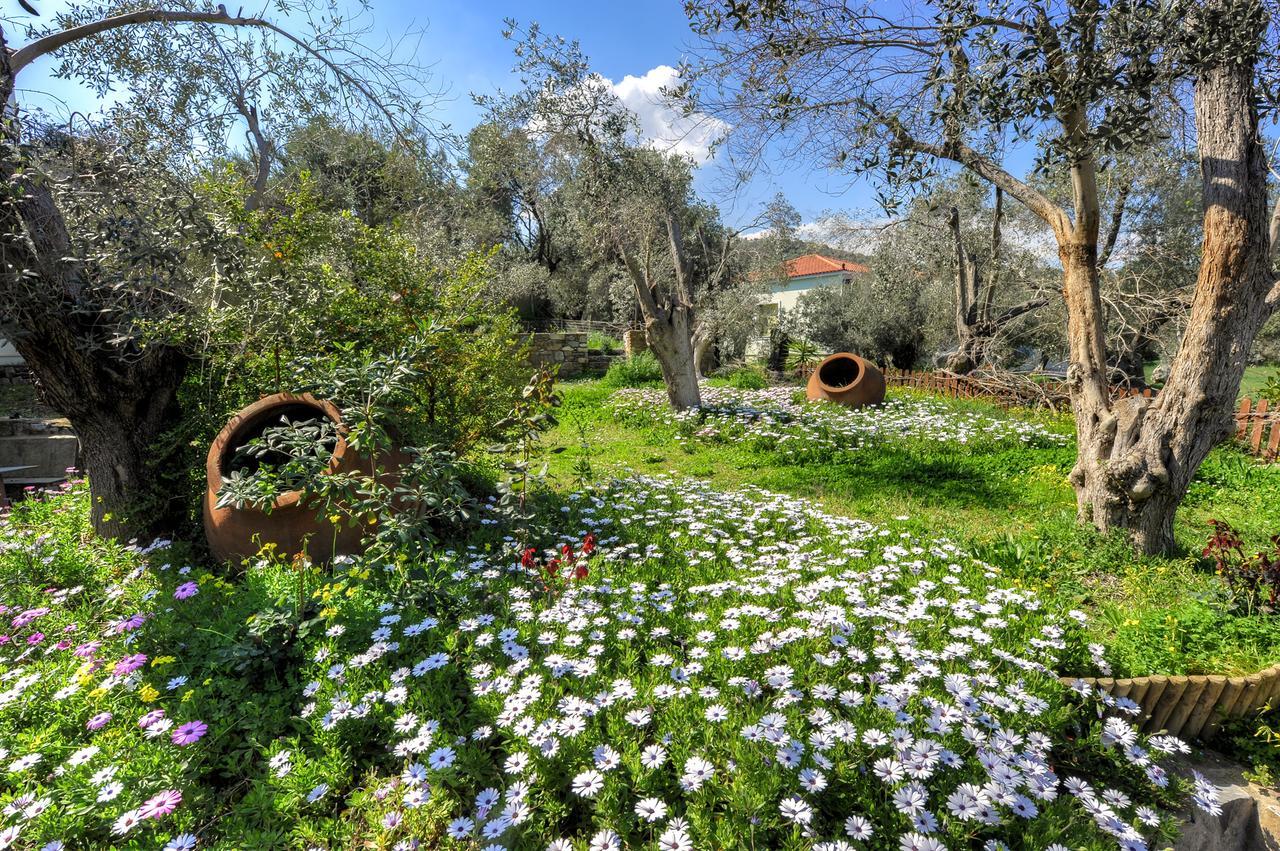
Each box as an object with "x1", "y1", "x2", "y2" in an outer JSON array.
[
  {"x1": 0, "y1": 364, "x2": 31, "y2": 386},
  {"x1": 527, "y1": 332, "x2": 591, "y2": 378}
]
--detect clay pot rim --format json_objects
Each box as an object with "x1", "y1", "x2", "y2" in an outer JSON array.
[
  {"x1": 814, "y1": 352, "x2": 869, "y2": 394},
  {"x1": 205, "y1": 392, "x2": 348, "y2": 513}
]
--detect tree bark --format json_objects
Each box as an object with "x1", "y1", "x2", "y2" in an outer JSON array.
[
  {"x1": 1, "y1": 25, "x2": 190, "y2": 540},
  {"x1": 943, "y1": 190, "x2": 1042, "y2": 374},
  {"x1": 1069, "y1": 47, "x2": 1275, "y2": 554},
  {"x1": 613, "y1": 216, "x2": 701, "y2": 410}
]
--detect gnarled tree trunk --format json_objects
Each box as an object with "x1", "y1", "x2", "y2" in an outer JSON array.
[
  {"x1": 944, "y1": 189, "x2": 1045, "y2": 374},
  {"x1": 1069, "y1": 48, "x2": 1274, "y2": 554},
  {"x1": 615, "y1": 209, "x2": 702, "y2": 410},
  {"x1": 1, "y1": 27, "x2": 189, "y2": 540}
]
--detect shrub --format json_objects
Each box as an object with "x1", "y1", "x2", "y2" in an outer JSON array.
[
  {"x1": 722, "y1": 364, "x2": 769, "y2": 390},
  {"x1": 586, "y1": 331, "x2": 622, "y2": 353},
  {"x1": 1204, "y1": 519, "x2": 1280, "y2": 615},
  {"x1": 601, "y1": 351, "x2": 664, "y2": 387},
  {"x1": 157, "y1": 177, "x2": 527, "y2": 535}
]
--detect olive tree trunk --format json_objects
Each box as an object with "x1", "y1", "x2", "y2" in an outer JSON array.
[
  {"x1": 614, "y1": 210, "x2": 702, "y2": 410},
  {"x1": 1068, "y1": 53, "x2": 1275, "y2": 554},
  {"x1": 943, "y1": 189, "x2": 1044, "y2": 374},
  {"x1": 0, "y1": 27, "x2": 189, "y2": 540}
]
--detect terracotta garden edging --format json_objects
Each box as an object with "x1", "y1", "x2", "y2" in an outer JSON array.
[{"x1": 1064, "y1": 664, "x2": 1280, "y2": 740}]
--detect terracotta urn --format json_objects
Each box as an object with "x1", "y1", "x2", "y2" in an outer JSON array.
[
  {"x1": 203, "y1": 393, "x2": 367, "y2": 564},
  {"x1": 805, "y1": 353, "x2": 886, "y2": 408}
]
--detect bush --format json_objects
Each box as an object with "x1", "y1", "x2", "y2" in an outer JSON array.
[
  {"x1": 722, "y1": 364, "x2": 769, "y2": 390},
  {"x1": 586, "y1": 331, "x2": 621, "y2": 353},
  {"x1": 601, "y1": 351, "x2": 664, "y2": 387},
  {"x1": 156, "y1": 177, "x2": 528, "y2": 536}
]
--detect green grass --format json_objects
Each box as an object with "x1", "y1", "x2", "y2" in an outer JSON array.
[
  {"x1": 543, "y1": 379, "x2": 1280, "y2": 678},
  {"x1": 1144, "y1": 362, "x2": 1279, "y2": 399}
]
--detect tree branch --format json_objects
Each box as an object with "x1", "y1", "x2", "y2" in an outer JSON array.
[
  {"x1": 895, "y1": 128, "x2": 1070, "y2": 236},
  {"x1": 11, "y1": 6, "x2": 262, "y2": 73},
  {"x1": 10, "y1": 5, "x2": 408, "y2": 140},
  {"x1": 1098, "y1": 181, "x2": 1130, "y2": 268}
]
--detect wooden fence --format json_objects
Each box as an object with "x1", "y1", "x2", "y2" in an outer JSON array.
[
  {"x1": 1236, "y1": 397, "x2": 1280, "y2": 461},
  {"x1": 1068, "y1": 663, "x2": 1280, "y2": 740},
  {"x1": 885, "y1": 369, "x2": 1280, "y2": 461}
]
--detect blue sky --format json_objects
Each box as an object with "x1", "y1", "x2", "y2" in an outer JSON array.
[{"x1": 8, "y1": 0, "x2": 888, "y2": 233}]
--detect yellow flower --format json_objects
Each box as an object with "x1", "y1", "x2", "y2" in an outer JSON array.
[
  {"x1": 182, "y1": 690, "x2": 195, "y2": 703},
  {"x1": 139, "y1": 684, "x2": 159, "y2": 703},
  {"x1": 151, "y1": 655, "x2": 176, "y2": 667},
  {"x1": 89, "y1": 687, "x2": 106, "y2": 699}
]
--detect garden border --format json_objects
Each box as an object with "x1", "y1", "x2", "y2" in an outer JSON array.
[{"x1": 1065, "y1": 664, "x2": 1280, "y2": 740}]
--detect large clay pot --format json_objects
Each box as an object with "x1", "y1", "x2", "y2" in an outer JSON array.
[
  {"x1": 203, "y1": 393, "x2": 367, "y2": 564},
  {"x1": 806, "y1": 353, "x2": 886, "y2": 408}
]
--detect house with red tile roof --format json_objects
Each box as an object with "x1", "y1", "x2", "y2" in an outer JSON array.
[{"x1": 760, "y1": 253, "x2": 871, "y2": 323}]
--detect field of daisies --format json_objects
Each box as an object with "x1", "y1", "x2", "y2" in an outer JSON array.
[
  {"x1": 606, "y1": 386, "x2": 1071, "y2": 460},
  {"x1": 0, "y1": 430, "x2": 1219, "y2": 851}
]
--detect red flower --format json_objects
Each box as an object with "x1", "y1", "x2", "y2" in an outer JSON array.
[
  {"x1": 582, "y1": 534, "x2": 596, "y2": 555},
  {"x1": 572, "y1": 564, "x2": 589, "y2": 580},
  {"x1": 521, "y1": 548, "x2": 537, "y2": 569},
  {"x1": 545, "y1": 558, "x2": 561, "y2": 577},
  {"x1": 560, "y1": 543, "x2": 575, "y2": 562}
]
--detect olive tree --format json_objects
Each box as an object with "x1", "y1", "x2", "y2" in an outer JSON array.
[
  {"x1": 487, "y1": 25, "x2": 746, "y2": 409},
  {"x1": 685, "y1": 0, "x2": 1280, "y2": 553},
  {"x1": 0, "y1": 2, "x2": 430, "y2": 539}
]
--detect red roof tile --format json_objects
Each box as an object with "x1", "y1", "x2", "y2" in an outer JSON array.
[{"x1": 785, "y1": 254, "x2": 870, "y2": 279}]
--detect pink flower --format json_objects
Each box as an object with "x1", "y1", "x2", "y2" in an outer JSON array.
[
  {"x1": 171, "y1": 720, "x2": 207, "y2": 745},
  {"x1": 138, "y1": 709, "x2": 166, "y2": 729},
  {"x1": 25, "y1": 632, "x2": 42, "y2": 645},
  {"x1": 114, "y1": 654, "x2": 148, "y2": 676},
  {"x1": 87, "y1": 712, "x2": 112, "y2": 731},
  {"x1": 138, "y1": 789, "x2": 182, "y2": 819},
  {"x1": 73, "y1": 641, "x2": 101, "y2": 658}
]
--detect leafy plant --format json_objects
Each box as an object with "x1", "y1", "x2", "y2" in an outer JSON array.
[
  {"x1": 784, "y1": 337, "x2": 823, "y2": 378},
  {"x1": 216, "y1": 417, "x2": 337, "y2": 511},
  {"x1": 1259, "y1": 375, "x2": 1280, "y2": 405},
  {"x1": 215, "y1": 333, "x2": 475, "y2": 561},
  {"x1": 1204, "y1": 519, "x2": 1280, "y2": 615},
  {"x1": 490, "y1": 367, "x2": 562, "y2": 541},
  {"x1": 601, "y1": 351, "x2": 663, "y2": 387}
]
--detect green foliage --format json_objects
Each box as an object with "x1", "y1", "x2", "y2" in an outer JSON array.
[
  {"x1": 153, "y1": 174, "x2": 527, "y2": 535},
  {"x1": 489, "y1": 367, "x2": 563, "y2": 540},
  {"x1": 1259, "y1": 374, "x2": 1280, "y2": 404},
  {"x1": 585, "y1": 331, "x2": 621, "y2": 352},
  {"x1": 214, "y1": 336, "x2": 477, "y2": 563},
  {"x1": 601, "y1": 351, "x2": 664, "y2": 387},
  {"x1": 720, "y1": 364, "x2": 770, "y2": 390},
  {"x1": 783, "y1": 337, "x2": 823, "y2": 377}
]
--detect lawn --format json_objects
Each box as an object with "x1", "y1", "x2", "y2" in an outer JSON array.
[
  {"x1": 541, "y1": 378, "x2": 1280, "y2": 679},
  {"x1": 1143, "y1": 362, "x2": 1279, "y2": 400}
]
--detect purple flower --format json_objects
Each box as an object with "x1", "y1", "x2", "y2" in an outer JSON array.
[
  {"x1": 110, "y1": 614, "x2": 146, "y2": 634},
  {"x1": 73, "y1": 641, "x2": 101, "y2": 658},
  {"x1": 86, "y1": 712, "x2": 112, "y2": 731},
  {"x1": 174, "y1": 581, "x2": 199, "y2": 600},
  {"x1": 26, "y1": 632, "x2": 44, "y2": 645},
  {"x1": 113, "y1": 653, "x2": 148, "y2": 676},
  {"x1": 171, "y1": 720, "x2": 208, "y2": 745},
  {"x1": 138, "y1": 789, "x2": 182, "y2": 819},
  {"x1": 138, "y1": 709, "x2": 166, "y2": 729}
]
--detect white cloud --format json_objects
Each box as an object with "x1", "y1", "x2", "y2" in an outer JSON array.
[{"x1": 608, "y1": 65, "x2": 728, "y2": 164}]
